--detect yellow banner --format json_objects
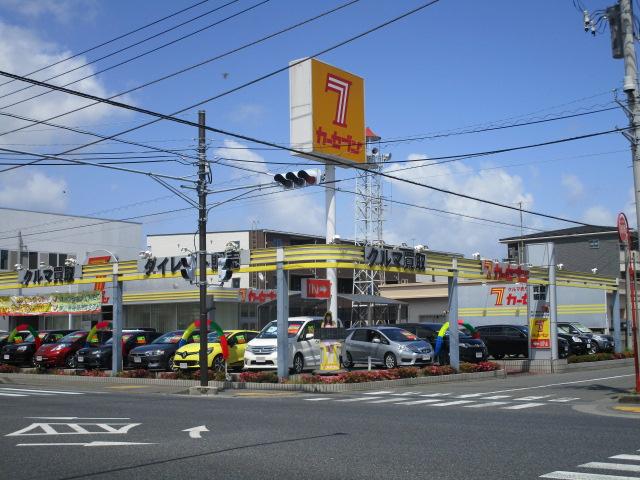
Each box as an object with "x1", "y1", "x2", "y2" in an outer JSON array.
[{"x1": 530, "y1": 317, "x2": 550, "y2": 349}]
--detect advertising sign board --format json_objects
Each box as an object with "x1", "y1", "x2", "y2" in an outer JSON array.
[{"x1": 301, "y1": 278, "x2": 331, "y2": 299}]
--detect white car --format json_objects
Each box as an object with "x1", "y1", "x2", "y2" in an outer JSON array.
[{"x1": 244, "y1": 316, "x2": 341, "y2": 374}]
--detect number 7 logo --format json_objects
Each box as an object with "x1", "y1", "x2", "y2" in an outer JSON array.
[{"x1": 325, "y1": 73, "x2": 352, "y2": 127}]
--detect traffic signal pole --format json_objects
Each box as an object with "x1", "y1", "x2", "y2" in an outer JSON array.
[
  {"x1": 620, "y1": 0, "x2": 640, "y2": 392},
  {"x1": 198, "y1": 110, "x2": 209, "y2": 388},
  {"x1": 325, "y1": 164, "x2": 338, "y2": 321}
]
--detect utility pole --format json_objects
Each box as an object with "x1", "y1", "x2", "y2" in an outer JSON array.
[
  {"x1": 325, "y1": 164, "x2": 338, "y2": 322},
  {"x1": 197, "y1": 110, "x2": 209, "y2": 388}
]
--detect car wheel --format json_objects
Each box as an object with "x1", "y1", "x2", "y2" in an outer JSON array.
[
  {"x1": 292, "y1": 353, "x2": 304, "y2": 374},
  {"x1": 167, "y1": 355, "x2": 176, "y2": 371},
  {"x1": 212, "y1": 354, "x2": 226, "y2": 372},
  {"x1": 492, "y1": 353, "x2": 505, "y2": 360},
  {"x1": 342, "y1": 352, "x2": 354, "y2": 369},
  {"x1": 65, "y1": 354, "x2": 77, "y2": 369},
  {"x1": 587, "y1": 343, "x2": 597, "y2": 355},
  {"x1": 384, "y1": 352, "x2": 397, "y2": 369},
  {"x1": 591, "y1": 341, "x2": 601, "y2": 353}
]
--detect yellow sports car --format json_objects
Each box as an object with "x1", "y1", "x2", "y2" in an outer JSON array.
[{"x1": 173, "y1": 330, "x2": 258, "y2": 371}]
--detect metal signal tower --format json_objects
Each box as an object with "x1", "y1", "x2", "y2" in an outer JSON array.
[{"x1": 351, "y1": 128, "x2": 390, "y2": 324}]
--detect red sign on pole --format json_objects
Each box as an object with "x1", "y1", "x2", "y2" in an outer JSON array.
[
  {"x1": 618, "y1": 212, "x2": 630, "y2": 245},
  {"x1": 301, "y1": 279, "x2": 331, "y2": 299}
]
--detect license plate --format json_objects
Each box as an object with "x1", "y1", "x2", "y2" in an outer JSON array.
[
  {"x1": 134, "y1": 357, "x2": 141, "y2": 363},
  {"x1": 36, "y1": 356, "x2": 42, "y2": 361},
  {"x1": 475, "y1": 352, "x2": 483, "y2": 358},
  {"x1": 77, "y1": 356, "x2": 84, "y2": 362},
  {"x1": 3, "y1": 354, "x2": 8, "y2": 360},
  {"x1": 180, "y1": 363, "x2": 188, "y2": 369}
]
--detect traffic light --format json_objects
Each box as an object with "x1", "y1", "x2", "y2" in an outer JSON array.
[
  {"x1": 274, "y1": 169, "x2": 320, "y2": 189},
  {"x1": 217, "y1": 256, "x2": 234, "y2": 285}
]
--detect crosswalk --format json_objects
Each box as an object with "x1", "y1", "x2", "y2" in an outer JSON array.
[
  {"x1": 0, "y1": 387, "x2": 85, "y2": 398},
  {"x1": 303, "y1": 390, "x2": 581, "y2": 411},
  {"x1": 540, "y1": 448, "x2": 640, "y2": 479}
]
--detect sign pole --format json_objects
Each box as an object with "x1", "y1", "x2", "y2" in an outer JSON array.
[
  {"x1": 548, "y1": 242, "x2": 559, "y2": 361},
  {"x1": 613, "y1": 278, "x2": 623, "y2": 354},
  {"x1": 276, "y1": 247, "x2": 289, "y2": 380},
  {"x1": 325, "y1": 164, "x2": 338, "y2": 322},
  {"x1": 447, "y1": 258, "x2": 459, "y2": 371},
  {"x1": 110, "y1": 263, "x2": 122, "y2": 374}
]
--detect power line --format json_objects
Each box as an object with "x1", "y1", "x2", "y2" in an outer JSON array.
[{"x1": 0, "y1": 0, "x2": 212, "y2": 89}]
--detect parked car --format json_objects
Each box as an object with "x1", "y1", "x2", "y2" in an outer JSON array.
[
  {"x1": 1, "y1": 330, "x2": 74, "y2": 366},
  {"x1": 34, "y1": 330, "x2": 112, "y2": 369},
  {"x1": 401, "y1": 322, "x2": 488, "y2": 364},
  {"x1": 343, "y1": 326, "x2": 433, "y2": 369},
  {"x1": 128, "y1": 330, "x2": 200, "y2": 371},
  {"x1": 244, "y1": 317, "x2": 344, "y2": 374},
  {"x1": 475, "y1": 324, "x2": 570, "y2": 359},
  {"x1": 556, "y1": 328, "x2": 594, "y2": 355},
  {"x1": 558, "y1": 322, "x2": 614, "y2": 352},
  {"x1": 0, "y1": 331, "x2": 32, "y2": 351},
  {"x1": 173, "y1": 330, "x2": 258, "y2": 371},
  {"x1": 76, "y1": 329, "x2": 160, "y2": 370}
]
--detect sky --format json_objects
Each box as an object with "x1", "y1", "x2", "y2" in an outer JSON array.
[{"x1": 0, "y1": 0, "x2": 634, "y2": 259}]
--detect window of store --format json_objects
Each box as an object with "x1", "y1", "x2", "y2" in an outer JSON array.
[{"x1": 0, "y1": 250, "x2": 7, "y2": 270}]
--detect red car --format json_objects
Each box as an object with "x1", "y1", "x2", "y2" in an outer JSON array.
[{"x1": 34, "y1": 330, "x2": 112, "y2": 369}]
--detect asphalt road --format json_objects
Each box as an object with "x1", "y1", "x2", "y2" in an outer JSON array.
[{"x1": 0, "y1": 366, "x2": 638, "y2": 480}]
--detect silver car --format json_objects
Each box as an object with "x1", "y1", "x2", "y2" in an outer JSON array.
[{"x1": 343, "y1": 326, "x2": 433, "y2": 369}]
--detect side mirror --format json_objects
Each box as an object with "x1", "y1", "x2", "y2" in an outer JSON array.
[
  {"x1": 372, "y1": 337, "x2": 381, "y2": 344},
  {"x1": 305, "y1": 333, "x2": 314, "y2": 340}
]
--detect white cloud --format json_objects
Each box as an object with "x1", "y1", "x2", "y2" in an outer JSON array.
[
  {"x1": 0, "y1": 170, "x2": 67, "y2": 211},
  {"x1": 0, "y1": 0, "x2": 99, "y2": 23},
  {"x1": 0, "y1": 21, "x2": 130, "y2": 147},
  {"x1": 561, "y1": 174, "x2": 584, "y2": 203},
  {"x1": 382, "y1": 154, "x2": 534, "y2": 258},
  {"x1": 227, "y1": 104, "x2": 266, "y2": 125},
  {"x1": 583, "y1": 205, "x2": 614, "y2": 225}
]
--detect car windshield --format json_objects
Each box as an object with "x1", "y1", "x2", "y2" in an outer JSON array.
[
  {"x1": 206, "y1": 332, "x2": 221, "y2": 342},
  {"x1": 572, "y1": 323, "x2": 593, "y2": 334},
  {"x1": 383, "y1": 329, "x2": 419, "y2": 342},
  {"x1": 152, "y1": 332, "x2": 183, "y2": 344},
  {"x1": 59, "y1": 331, "x2": 86, "y2": 343},
  {"x1": 257, "y1": 321, "x2": 305, "y2": 339},
  {"x1": 558, "y1": 325, "x2": 571, "y2": 334}
]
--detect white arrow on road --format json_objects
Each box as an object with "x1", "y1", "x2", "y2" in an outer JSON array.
[
  {"x1": 17, "y1": 441, "x2": 155, "y2": 447},
  {"x1": 183, "y1": 425, "x2": 208, "y2": 439}
]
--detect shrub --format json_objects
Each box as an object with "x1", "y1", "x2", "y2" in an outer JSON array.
[
  {"x1": 239, "y1": 371, "x2": 279, "y2": 383},
  {"x1": 78, "y1": 369, "x2": 108, "y2": 377},
  {"x1": 396, "y1": 367, "x2": 420, "y2": 378},
  {"x1": 116, "y1": 369, "x2": 153, "y2": 379},
  {"x1": 568, "y1": 351, "x2": 634, "y2": 364},
  {"x1": 421, "y1": 365, "x2": 455, "y2": 376},
  {"x1": 459, "y1": 361, "x2": 499, "y2": 373},
  {"x1": 159, "y1": 371, "x2": 178, "y2": 380},
  {"x1": 0, "y1": 364, "x2": 20, "y2": 374}
]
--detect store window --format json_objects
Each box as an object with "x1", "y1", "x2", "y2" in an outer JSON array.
[{"x1": 0, "y1": 250, "x2": 7, "y2": 270}]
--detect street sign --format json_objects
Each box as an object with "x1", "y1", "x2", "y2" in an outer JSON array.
[
  {"x1": 618, "y1": 212, "x2": 630, "y2": 245},
  {"x1": 301, "y1": 278, "x2": 331, "y2": 299}
]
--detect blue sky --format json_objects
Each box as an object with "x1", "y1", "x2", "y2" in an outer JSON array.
[{"x1": 0, "y1": 0, "x2": 632, "y2": 258}]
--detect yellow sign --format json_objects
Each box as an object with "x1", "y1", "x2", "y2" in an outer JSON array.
[
  {"x1": 290, "y1": 58, "x2": 365, "y2": 165},
  {"x1": 319, "y1": 341, "x2": 342, "y2": 371},
  {"x1": 529, "y1": 317, "x2": 550, "y2": 349}
]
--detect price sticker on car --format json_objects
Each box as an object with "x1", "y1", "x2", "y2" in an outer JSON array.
[
  {"x1": 180, "y1": 363, "x2": 188, "y2": 369},
  {"x1": 475, "y1": 352, "x2": 483, "y2": 358},
  {"x1": 134, "y1": 357, "x2": 141, "y2": 363},
  {"x1": 77, "y1": 356, "x2": 84, "y2": 362},
  {"x1": 3, "y1": 354, "x2": 9, "y2": 360},
  {"x1": 255, "y1": 356, "x2": 266, "y2": 363},
  {"x1": 36, "y1": 356, "x2": 42, "y2": 361},
  {"x1": 422, "y1": 355, "x2": 430, "y2": 361}
]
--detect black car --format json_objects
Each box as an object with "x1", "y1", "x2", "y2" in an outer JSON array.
[
  {"x1": 475, "y1": 325, "x2": 570, "y2": 359},
  {"x1": 558, "y1": 322, "x2": 614, "y2": 353},
  {"x1": 556, "y1": 329, "x2": 595, "y2": 355},
  {"x1": 76, "y1": 330, "x2": 161, "y2": 370},
  {"x1": 2, "y1": 330, "x2": 74, "y2": 366},
  {"x1": 0, "y1": 331, "x2": 31, "y2": 351},
  {"x1": 401, "y1": 323, "x2": 488, "y2": 364},
  {"x1": 127, "y1": 330, "x2": 199, "y2": 371}
]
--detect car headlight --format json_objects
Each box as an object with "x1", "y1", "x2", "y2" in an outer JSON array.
[
  {"x1": 145, "y1": 350, "x2": 165, "y2": 357},
  {"x1": 459, "y1": 343, "x2": 469, "y2": 348},
  {"x1": 91, "y1": 350, "x2": 102, "y2": 356},
  {"x1": 17, "y1": 345, "x2": 28, "y2": 351},
  {"x1": 592, "y1": 335, "x2": 604, "y2": 341},
  {"x1": 52, "y1": 344, "x2": 66, "y2": 352},
  {"x1": 571, "y1": 336, "x2": 582, "y2": 343},
  {"x1": 246, "y1": 346, "x2": 255, "y2": 353},
  {"x1": 397, "y1": 344, "x2": 409, "y2": 352}
]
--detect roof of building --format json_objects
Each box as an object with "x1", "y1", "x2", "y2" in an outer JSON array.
[
  {"x1": 0, "y1": 206, "x2": 141, "y2": 225},
  {"x1": 498, "y1": 225, "x2": 632, "y2": 243}
]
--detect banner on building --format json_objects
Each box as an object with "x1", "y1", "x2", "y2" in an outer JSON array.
[
  {"x1": 530, "y1": 317, "x2": 550, "y2": 349},
  {"x1": 0, "y1": 292, "x2": 102, "y2": 316}
]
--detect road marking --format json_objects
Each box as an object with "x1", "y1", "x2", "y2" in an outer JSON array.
[
  {"x1": 613, "y1": 406, "x2": 640, "y2": 413},
  {"x1": 514, "y1": 395, "x2": 553, "y2": 401},
  {"x1": 0, "y1": 392, "x2": 27, "y2": 397},
  {"x1": 580, "y1": 462, "x2": 640, "y2": 473},
  {"x1": 304, "y1": 398, "x2": 332, "y2": 402},
  {"x1": 481, "y1": 395, "x2": 511, "y2": 400},
  {"x1": 611, "y1": 455, "x2": 640, "y2": 461},
  {"x1": 541, "y1": 471, "x2": 640, "y2": 479},
  {"x1": 428, "y1": 400, "x2": 475, "y2": 407},
  {"x1": 6, "y1": 422, "x2": 141, "y2": 436},
  {"x1": 395, "y1": 399, "x2": 442, "y2": 405},
  {"x1": 363, "y1": 391, "x2": 392, "y2": 395},
  {"x1": 368, "y1": 398, "x2": 414, "y2": 404},
  {"x1": 464, "y1": 402, "x2": 510, "y2": 408},
  {"x1": 26, "y1": 417, "x2": 131, "y2": 420},
  {"x1": 419, "y1": 393, "x2": 451, "y2": 397},
  {"x1": 17, "y1": 441, "x2": 155, "y2": 447},
  {"x1": 336, "y1": 397, "x2": 382, "y2": 402},
  {"x1": 183, "y1": 425, "x2": 208, "y2": 439},
  {"x1": 390, "y1": 392, "x2": 420, "y2": 396},
  {"x1": 481, "y1": 374, "x2": 634, "y2": 395},
  {"x1": 106, "y1": 385, "x2": 148, "y2": 390},
  {"x1": 455, "y1": 393, "x2": 484, "y2": 398},
  {"x1": 502, "y1": 403, "x2": 545, "y2": 410},
  {"x1": 548, "y1": 398, "x2": 581, "y2": 403},
  {"x1": 0, "y1": 388, "x2": 83, "y2": 395}
]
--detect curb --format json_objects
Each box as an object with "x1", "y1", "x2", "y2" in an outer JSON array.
[
  {"x1": 0, "y1": 369, "x2": 506, "y2": 393},
  {"x1": 563, "y1": 357, "x2": 635, "y2": 372},
  {"x1": 618, "y1": 394, "x2": 640, "y2": 404}
]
